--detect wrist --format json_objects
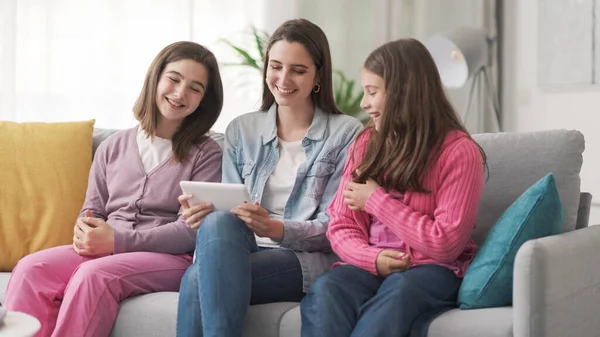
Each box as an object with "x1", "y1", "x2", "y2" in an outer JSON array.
[{"x1": 268, "y1": 220, "x2": 284, "y2": 241}]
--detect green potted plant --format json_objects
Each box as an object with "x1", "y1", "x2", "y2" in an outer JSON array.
[{"x1": 222, "y1": 27, "x2": 368, "y2": 123}]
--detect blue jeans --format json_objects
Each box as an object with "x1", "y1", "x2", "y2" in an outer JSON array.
[
  {"x1": 176, "y1": 211, "x2": 304, "y2": 337},
  {"x1": 301, "y1": 264, "x2": 461, "y2": 337}
]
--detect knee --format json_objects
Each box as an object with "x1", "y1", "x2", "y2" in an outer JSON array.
[
  {"x1": 12, "y1": 251, "x2": 54, "y2": 280},
  {"x1": 307, "y1": 272, "x2": 343, "y2": 300},
  {"x1": 180, "y1": 263, "x2": 199, "y2": 290},
  {"x1": 196, "y1": 211, "x2": 247, "y2": 243}
]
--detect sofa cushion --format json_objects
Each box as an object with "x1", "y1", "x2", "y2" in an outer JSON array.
[
  {"x1": 458, "y1": 173, "x2": 564, "y2": 309},
  {"x1": 110, "y1": 292, "x2": 301, "y2": 337},
  {"x1": 0, "y1": 120, "x2": 95, "y2": 271},
  {"x1": 471, "y1": 130, "x2": 583, "y2": 245},
  {"x1": 427, "y1": 307, "x2": 513, "y2": 337}
]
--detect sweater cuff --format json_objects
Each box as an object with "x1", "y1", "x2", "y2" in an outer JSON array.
[
  {"x1": 362, "y1": 247, "x2": 385, "y2": 276},
  {"x1": 113, "y1": 229, "x2": 128, "y2": 254},
  {"x1": 365, "y1": 187, "x2": 387, "y2": 215}
]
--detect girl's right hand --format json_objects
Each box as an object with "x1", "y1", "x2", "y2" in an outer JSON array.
[
  {"x1": 376, "y1": 250, "x2": 411, "y2": 277},
  {"x1": 178, "y1": 194, "x2": 214, "y2": 229}
]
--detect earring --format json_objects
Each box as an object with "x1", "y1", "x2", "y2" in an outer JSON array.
[{"x1": 312, "y1": 83, "x2": 321, "y2": 93}]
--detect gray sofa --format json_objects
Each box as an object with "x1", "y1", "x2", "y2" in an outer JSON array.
[{"x1": 1, "y1": 128, "x2": 598, "y2": 337}]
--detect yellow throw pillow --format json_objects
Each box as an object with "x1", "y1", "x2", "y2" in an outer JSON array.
[{"x1": 0, "y1": 120, "x2": 95, "y2": 271}]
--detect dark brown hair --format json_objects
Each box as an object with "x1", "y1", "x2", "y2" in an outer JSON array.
[
  {"x1": 133, "y1": 41, "x2": 223, "y2": 162},
  {"x1": 259, "y1": 19, "x2": 341, "y2": 114},
  {"x1": 353, "y1": 38, "x2": 486, "y2": 193}
]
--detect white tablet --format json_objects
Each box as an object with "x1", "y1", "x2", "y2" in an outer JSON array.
[{"x1": 179, "y1": 181, "x2": 251, "y2": 211}]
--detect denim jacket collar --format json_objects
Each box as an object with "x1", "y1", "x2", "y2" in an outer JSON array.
[{"x1": 261, "y1": 103, "x2": 329, "y2": 145}]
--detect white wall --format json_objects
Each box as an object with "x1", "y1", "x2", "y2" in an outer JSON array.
[{"x1": 503, "y1": 0, "x2": 600, "y2": 225}]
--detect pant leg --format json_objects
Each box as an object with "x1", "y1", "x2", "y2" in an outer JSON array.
[
  {"x1": 351, "y1": 264, "x2": 461, "y2": 337},
  {"x1": 301, "y1": 265, "x2": 382, "y2": 337},
  {"x1": 177, "y1": 263, "x2": 203, "y2": 337},
  {"x1": 4, "y1": 245, "x2": 91, "y2": 337},
  {"x1": 195, "y1": 211, "x2": 259, "y2": 337},
  {"x1": 249, "y1": 248, "x2": 304, "y2": 305},
  {"x1": 51, "y1": 251, "x2": 192, "y2": 337}
]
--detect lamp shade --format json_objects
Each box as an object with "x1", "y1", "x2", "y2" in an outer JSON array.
[{"x1": 425, "y1": 27, "x2": 488, "y2": 88}]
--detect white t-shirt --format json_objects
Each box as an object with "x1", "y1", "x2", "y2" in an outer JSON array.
[
  {"x1": 136, "y1": 127, "x2": 173, "y2": 173},
  {"x1": 257, "y1": 138, "x2": 306, "y2": 247}
]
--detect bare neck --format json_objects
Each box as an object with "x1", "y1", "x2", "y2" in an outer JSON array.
[
  {"x1": 276, "y1": 104, "x2": 314, "y2": 142},
  {"x1": 155, "y1": 118, "x2": 180, "y2": 140}
]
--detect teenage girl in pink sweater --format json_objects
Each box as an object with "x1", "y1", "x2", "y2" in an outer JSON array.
[{"x1": 301, "y1": 38, "x2": 487, "y2": 337}]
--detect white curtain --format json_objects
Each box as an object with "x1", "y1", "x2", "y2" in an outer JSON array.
[
  {"x1": 0, "y1": 0, "x2": 268, "y2": 131},
  {"x1": 0, "y1": 0, "x2": 491, "y2": 132}
]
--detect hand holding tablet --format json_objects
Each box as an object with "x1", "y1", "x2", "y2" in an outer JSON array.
[{"x1": 179, "y1": 181, "x2": 251, "y2": 212}]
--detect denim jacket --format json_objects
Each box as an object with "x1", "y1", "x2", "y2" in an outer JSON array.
[{"x1": 222, "y1": 104, "x2": 363, "y2": 291}]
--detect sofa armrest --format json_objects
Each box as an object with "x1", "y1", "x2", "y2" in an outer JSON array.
[{"x1": 513, "y1": 225, "x2": 600, "y2": 337}]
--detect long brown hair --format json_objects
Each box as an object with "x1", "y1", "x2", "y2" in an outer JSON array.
[
  {"x1": 133, "y1": 41, "x2": 223, "y2": 162},
  {"x1": 259, "y1": 19, "x2": 341, "y2": 114},
  {"x1": 353, "y1": 39, "x2": 486, "y2": 193}
]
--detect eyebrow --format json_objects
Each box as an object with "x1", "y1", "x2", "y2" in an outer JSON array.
[
  {"x1": 165, "y1": 70, "x2": 206, "y2": 90},
  {"x1": 364, "y1": 85, "x2": 379, "y2": 90},
  {"x1": 269, "y1": 59, "x2": 309, "y2": 69}
]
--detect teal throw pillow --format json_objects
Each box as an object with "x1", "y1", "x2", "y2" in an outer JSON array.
[{"x1": 458, "y1": 173, "x2": 564, "y2": 309}]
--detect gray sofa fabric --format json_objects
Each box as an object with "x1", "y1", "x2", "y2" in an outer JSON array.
[{"x1": 0, "y1": 129, "x2": 596, "y2": 337}]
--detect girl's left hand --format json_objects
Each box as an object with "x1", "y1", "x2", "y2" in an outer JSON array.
[
  {"x1": 73, "y1": 214, "x2": 115, "y2": 256},
  {"x1": 231, "y1": 202, "x2": 284, "y2": 241},
  {"x1": 343, "y1": 179, "x2": 381, "y2": 211}
]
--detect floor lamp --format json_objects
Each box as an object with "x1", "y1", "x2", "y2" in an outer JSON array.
[{"x1": 425, "y1": 27, "x2": 502, "y2": 132}]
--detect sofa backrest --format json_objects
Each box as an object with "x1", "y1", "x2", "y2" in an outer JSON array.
[
  {"x1": 92, "y1": 128, "x2": 224, "y2": 158},
  {"x1": 93, "y1": 128, "x2": 586, "y2": 246},
  {"x1": 471, "y1": 129, "x2": 584, "y2": 245}
]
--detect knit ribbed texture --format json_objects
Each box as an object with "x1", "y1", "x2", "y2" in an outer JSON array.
[{"x1": 327, "y1": 130, "x2": 484, "y2": 277}]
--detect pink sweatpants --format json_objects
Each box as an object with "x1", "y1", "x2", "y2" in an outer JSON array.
[{"x1": 4, "y1": 245, "x2": 192, "y2": 337}]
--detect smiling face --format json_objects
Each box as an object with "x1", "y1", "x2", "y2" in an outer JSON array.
[
  {"x1": 265, "y1": 40, "x2": 319, "y2": 110},
  {"x1": 360, "y1": 67, "x2": 387, "y2": 131},
  {"x1": 155, "y1": 59, "x2": 209, "y2": 127}
]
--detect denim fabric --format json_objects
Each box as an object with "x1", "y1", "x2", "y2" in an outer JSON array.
[
  {"x1": 301, "y1": 264, "x2": 461, "y2": 337},
  {"x1": 221, "y1": 104, "x2": 363, "y2": 291},
  {"x1": 176, "y1": 211, "x2": 304, "y2": 337}
]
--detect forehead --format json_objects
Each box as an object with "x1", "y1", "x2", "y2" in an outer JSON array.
[
  {"x1": 163, "y1": 59, "x2": 209, "y2": 85},
  {"x1": 268, "y1": 40, "x2": 315, "y2": 66},
  {"x1": 360, "y1": 68, "x2": 384, "y2": 86}
]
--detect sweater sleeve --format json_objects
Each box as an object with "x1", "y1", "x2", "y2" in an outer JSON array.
[
  {"x1": 79, "y1": 141, "x2": 110, "y2": 220},
  {"x1": 112, "y1": 139, "x2": 223, "y2": 254},
  {"x1": 326, "y1": 133, "x2": 384, "y2": 275},
  {"x1": 364, "y1": 137, "x2": 484, "y2": 263},
  {"x1": 279, "y1": 119, "x2": 363, "y2": 252}
]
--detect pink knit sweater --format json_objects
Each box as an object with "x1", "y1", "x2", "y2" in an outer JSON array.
[{"x1": 327, "y1": 130, "x2": 484, "y2": 277}]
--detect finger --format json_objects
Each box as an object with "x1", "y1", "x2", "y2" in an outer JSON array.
[
  {"x1": 76, "y1": 226, "x2": 85, "y2": 239},
  {"x1": 348, "y1": 205, "x2": 360, "y2": 211},
  {"x1": 84, "y1": 217, "x2": 106, "y2": 228},
  {"x1": 178, "y1": 194, "x2": 193, "y2": 209},
  {"x1": 345, "y1": 181, "x2": 356, "y2": 190},
  {"x1": 380, "y1": 250, "x2": 404, "y2": 259},
  {"x1": 187, "y1": 207, "x2": 213, "y2": 226},
  {"x1": 342, "y1": 190, "x2": 353, "y2": 198},
  {"x1": 237, "y1": 202, "x2": 261, "y2": 213},
  {"x1": 388, "y1": 258, "x2": 410, "y2": 270},
  {"x1": 77, "y1": 219, "x2": 91, "y2": 232},
  {"x1": 184, "y1": 203, "x2": 212, "y2": 220}
]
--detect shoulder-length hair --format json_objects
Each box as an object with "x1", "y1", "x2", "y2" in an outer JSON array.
[
  {"x1": 353, "y1": 38, "x2": 486, "y2": 193},
  {"x1": 133, "y1": 41, "x2": 223, "y2": 162}
]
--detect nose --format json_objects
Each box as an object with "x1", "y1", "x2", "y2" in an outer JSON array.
[
  {"x1": 279, "y1": 69, "x2": 291, "y2": 84},
  {"x1": 173, "y1": 83, "x2": 185, "y2": 99},
  {"x1": 360, "y1": 95, "x2": 369, "y2": 110}
]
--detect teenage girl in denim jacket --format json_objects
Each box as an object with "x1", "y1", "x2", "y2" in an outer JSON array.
[{"x1": 176, "y1": 19, "x2": 363, "y2": 337}]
